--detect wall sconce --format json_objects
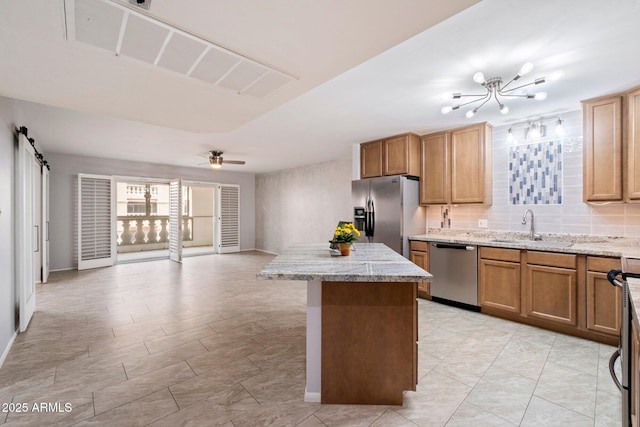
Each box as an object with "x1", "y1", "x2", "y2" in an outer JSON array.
[{"x1": 507, "y1": 116, "x2": 565, "y2": 144}]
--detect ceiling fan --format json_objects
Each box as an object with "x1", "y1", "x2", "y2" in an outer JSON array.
[{"x1": 199, "y1": 150, "x2": 246, "y2": 169}]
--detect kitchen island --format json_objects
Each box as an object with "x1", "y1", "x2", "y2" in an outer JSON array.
[{"x1": 257, "y1": 242, "x2": 432, "y2": 405}]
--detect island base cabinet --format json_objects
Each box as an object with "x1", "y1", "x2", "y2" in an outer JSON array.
[{"x1": 321, "y1": 281, "x2": 417, "y2": 405}]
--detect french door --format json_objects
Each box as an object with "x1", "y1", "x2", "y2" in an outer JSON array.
[
  {"x1": 169, "y1": 179, "x2": 183, "y2": 263},
  {"x1": 78, "y1": 174, "x2": 115, "y2": 270}
]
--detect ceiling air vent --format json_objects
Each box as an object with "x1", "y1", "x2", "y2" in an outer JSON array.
[
  {"x1": 129, "y1": 0, "x2": 151, "y2": 10},
  {"x1": 64, "y1": 0, "x2": 296, "y2": 97}
]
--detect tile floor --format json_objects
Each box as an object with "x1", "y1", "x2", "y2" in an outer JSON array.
[{"x1": 0, "y1": 251, "x2": 622, "y2": 426}]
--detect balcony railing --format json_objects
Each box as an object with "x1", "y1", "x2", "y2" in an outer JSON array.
[{"x1": 117, "y1": 215, "x2": 192, "y2": 247}]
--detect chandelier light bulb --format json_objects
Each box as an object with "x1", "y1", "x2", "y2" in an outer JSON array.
[
  {"x1": 473, "y1": 72, "x2": 486, "y2": 84},
  {"x1": 549, "y1": 70, "x2": 564, "y2": 81},
  {"x1": 441, "y1": 106, "x2": 453, "y2": 114},
  {"x1": 518, "y1": 62, "x2": 534, "y2": 76},
  {"x1": 500, "y1": 104, "x2": 509, "y2": 114},
  {"x1": 507, "y1": 128, "x2": 514, "y2": 142},
  {"x1": 465, "y1": 109, "x2": 476, "y2": 118},
  {"x1": 441, "y1": 92, "x2": 453, "y2": 100},
  {"x1": 555, "y1": 119, "x2": 566, "y2": 137},
  {"x1": 534, "y1": 92, "x2": 547, "y2": 100}
]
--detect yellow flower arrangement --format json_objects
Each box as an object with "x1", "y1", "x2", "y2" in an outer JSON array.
[{"x1": 332, "y1": 222, "x2": 361, "y2": 244}]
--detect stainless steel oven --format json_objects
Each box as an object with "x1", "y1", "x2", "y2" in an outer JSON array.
[{"x1": 608, "y1": 268, "x2": 640, "y2": 427}]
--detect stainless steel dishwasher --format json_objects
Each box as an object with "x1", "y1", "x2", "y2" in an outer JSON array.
[{"x1": 429, "y1": 242, "x2": 479, "y2": 310}]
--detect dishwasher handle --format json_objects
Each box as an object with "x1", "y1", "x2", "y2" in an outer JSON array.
[{"x1": 432, "y1": 243, "x2": 476, "y2": 251}]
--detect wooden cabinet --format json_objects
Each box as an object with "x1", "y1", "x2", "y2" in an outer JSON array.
[
  {"x1": 627, "y1": 87, "x2": 640, "y2": 201},
  {"x1": 419, "y1": 132, "x2": 449, "y2": 204},
  {"x1": 585, "y1": 256, "x2": 621, "y2": 336},
  {"x1": 420, "y1": 122, "x2": 492, "y2": 205},
  {"x1": 360, "y1": 133, "x2": 420, "y2": 179},
  {"x1": 525, "y1": 252, "x2": 578, "y2": 326},
  {"x1": 409, "y1": 240, "x2": 430, "y2": 299},
  {"x1": 476, "y1": 246, "x2": 618, "y2": 345},
  {"x1": 582, "y1": 85, "x2": 640, "y2": 202},
  {"x1": 582, "y1": 95, "x2": 623, "y2": 202},
  {"x1": 479, "y1": 247, "x2": 521, "y2": 314},
  {"x1": 360, "y1": 140, "x2": 383, "y2": 178}
]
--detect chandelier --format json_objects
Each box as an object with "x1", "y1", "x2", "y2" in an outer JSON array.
[{"x1": 441, "y1": 63, "x2": 560, "y2": 118}]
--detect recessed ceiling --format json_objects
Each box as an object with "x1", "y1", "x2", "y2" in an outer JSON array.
[{"x1": 2, "y1": 0, "x2": 640, "y2": 174}]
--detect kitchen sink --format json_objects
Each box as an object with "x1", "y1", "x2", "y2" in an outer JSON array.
[{"x1": 490, "y1": 239, "x2": 573, "y2": 248}]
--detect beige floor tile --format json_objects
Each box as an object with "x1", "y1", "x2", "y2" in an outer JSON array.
[
  {"x1": 124, "y1": 340, "x2": 208, "y2": 379},
  {"x1": 445, "y1": 401, "x2": 517, "y2": 426},
  {"x1": 169, "y1": 358, "x2": 261, "y2": 409},
  {"x1": 93, "y1": 361, "x2": 194, "y2": 415},
  {"x1": 75, "y1": 388, "x2": 178, "y2": 426},
  {"x1": 313, "y1": 404, "x2": 389, "y2": 426},
  {"x1": 534, "y1": 361, "x2": 598, "y2": 418},
  {"x1": 520, "y1": 396, "x2": 594, "y2": 427}
]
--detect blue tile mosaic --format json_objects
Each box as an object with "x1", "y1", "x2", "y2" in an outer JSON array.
[{"x1": 509, "y1": 140, "x2": 562, "y2": 205}]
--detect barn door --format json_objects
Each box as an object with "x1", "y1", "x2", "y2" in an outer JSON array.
[{"x1": 16, "y1": 133, "x2": 37, "y2": 331}]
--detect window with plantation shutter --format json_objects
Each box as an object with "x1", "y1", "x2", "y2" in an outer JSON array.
[
  {"x1": 78, "y1": 174, "x2": 115, "y2": 270},
  {"x1": 217, "y1": 184, "x2": 240, "y2": 253}
]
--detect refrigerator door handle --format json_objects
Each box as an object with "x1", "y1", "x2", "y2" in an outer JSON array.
[{"x1": 369, "y1": 198, "x2": 375, "y2": 238}]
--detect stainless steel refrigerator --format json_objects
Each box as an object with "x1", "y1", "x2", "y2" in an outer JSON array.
[{"x1": 352, "y1": 176, "x2": 426, "y2": 257}]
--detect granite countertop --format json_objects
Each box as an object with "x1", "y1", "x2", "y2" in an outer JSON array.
[
  {"x1": 256, "y1": 242, "x2": 432, "y2": 282},
  {"x1": 410, "y1": 229, "x2": 640, "y2": 258}
]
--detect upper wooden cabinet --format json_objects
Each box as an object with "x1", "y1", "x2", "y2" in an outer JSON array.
[
  {"x1": 627, "y1": 87, "x2": 640, "y2": 201},
  {"x1": 360, "y1": 140, "x2": 383, "y2": 178},
  {"x1": 360, "y1": 133, "x2": 420, "y2": 179},
  {"x1": 583, "y1": 86, "x2": 640, "y2": 202},
  {"x1": 582, "y1": 95, "x2": 623, "y2": 202},
  {"x1": 420, "y1": 122, "x2": 492, "y2": 205}
]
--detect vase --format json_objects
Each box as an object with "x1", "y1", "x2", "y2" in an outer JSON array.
[{"x1": 338, "y1": 243, "x2": 351, "y2": 256}]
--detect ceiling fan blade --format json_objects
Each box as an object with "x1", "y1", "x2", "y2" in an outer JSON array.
[
  {"x1": 197, "y1": 161, "x2": 210, "y2": 165},
  {"x1": 197, "y1": 152, "x2": 211, "y2": 158},
  {"x1": 224, "y1": 160, "x2": 246, "y2": 165}
]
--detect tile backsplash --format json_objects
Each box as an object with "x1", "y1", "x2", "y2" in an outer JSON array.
[{"x1": 426, "y1": 109, "x2": 640, "y2": 238}]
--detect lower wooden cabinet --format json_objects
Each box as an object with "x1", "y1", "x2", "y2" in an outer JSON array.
[
  {"x1": 525, "y1": 264, "x2": 577, "y2": 326},
  {"x1": 409, "y1": 240, "x2": 430, "y2": 299},
  {"x1": 479, "y1": 247, "x2": 521, "y2": 314},
  {"x1": 633, "y1": 313, "x2": 640, "y2": 425},
  {"x1": 477, "y1": 247, "x2": 619, "y2": 345},
  {"x1": 586, "y1": 256, "x2": 621, "y2": 336}
]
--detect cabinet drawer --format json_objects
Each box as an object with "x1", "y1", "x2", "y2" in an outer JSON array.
[
  {"x1": 587, "y1": 256, "x2": 621, "y2": 273},
  {"x1": 410, "y1": 240, "x2": 429, "y2": 252},
  {"x1": 480, "y1": 247, "x2": 520, "y2": 262},
  {"x1": 527, "y1": 251, "x2": 577, "y2": 269}
]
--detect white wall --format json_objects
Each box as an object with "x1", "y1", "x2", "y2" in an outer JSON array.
[
  {"x1": 0, "y1": 97, "x2": 17, "y2": 363},
  {"x1": 255, "y1": 158, "x2": 353, "y2": 254},
  {"x1": 426, "y1": 109, "x2": 640, "y2": 237},
  {"x1": 47, "y1": 153, "x2": 256, "y2": 270}
]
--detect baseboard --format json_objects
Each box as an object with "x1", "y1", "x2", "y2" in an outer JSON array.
[
  {"x1": 251, "y1": 248, "x2": 280, "y2": 256},
  {"x1": 304, "y1": 387, "x2": 321, "y2": 403},
  {"x1": 49, "y1": 267, "x2": 75, "y2": 273},
  {"x1": 0, "y1": 330, "x2": 17, "y2": 368}
]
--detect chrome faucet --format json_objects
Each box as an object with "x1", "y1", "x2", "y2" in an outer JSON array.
[{"x1": 522, "y1": 209, "x2": 541, "y2": 240}]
